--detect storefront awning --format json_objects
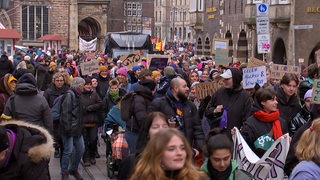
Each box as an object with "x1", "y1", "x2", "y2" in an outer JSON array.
[
  {"x1": 0, "y1": 29, "x2": 22, "y2": 39},
  {"x1": 37, "y1": 34, "x2": 66, "y2": 41}
]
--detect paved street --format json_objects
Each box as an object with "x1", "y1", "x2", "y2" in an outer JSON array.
[{"x1": 50, "y1": 137, "x2": 114, "y2": 180}]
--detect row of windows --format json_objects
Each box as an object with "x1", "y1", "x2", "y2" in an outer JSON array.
[
  {"x1": 21, "y1": 5, "x2": 49, "y2": 41},
  {"x1": 156, "y1": 0, "x2": 187, "y2": 6},
  {"x1": 127, "y1": 17, "x2": 142, "y2": 23},
  {"x1": 125, "y1": 9, "x2": 142, "y2": 16},
  {"x1": 124, "y1": 2, "x2": 142, "y2": 10},
  {"x1": 127, "y1": 25, "x2": 142, "y2": 32}
]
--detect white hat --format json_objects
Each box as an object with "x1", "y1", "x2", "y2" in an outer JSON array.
[
  {"x1": 24, "y1": 55, "x2": 31, "y2": 61},
  {"x1": 304, "y1": 89, "x2": 313, "y2": 100},
  {"x1": 220, "y1": 69, "x2": 232, "y2": 79}
]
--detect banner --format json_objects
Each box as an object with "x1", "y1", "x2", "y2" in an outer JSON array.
[
  {"x1": 242, "y1": 66, "x2": 267, "y2": 89},
  {"x1": 233, "y1": 128, "x2": 290, "y2": 180},
  {"x1": 270, "y1": 64, "x2": 301, "y2": 80},
  {"x1": 80, "y1": 60, "x2": 100, "y2": 76},
  {"x1": 79, "y1": 37, "x2": 97, "y2": 51}
]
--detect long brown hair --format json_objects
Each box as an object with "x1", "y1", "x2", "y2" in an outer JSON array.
[{"x1": 130, "y1": 128, "x2": 207, "y2": 180}]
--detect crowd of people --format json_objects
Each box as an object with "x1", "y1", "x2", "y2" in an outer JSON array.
[{"x1": 0, "y1": 45, "x2": 319, "y2": 180}]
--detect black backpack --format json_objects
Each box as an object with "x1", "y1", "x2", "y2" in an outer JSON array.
[{"x1": 120, "y1": 92, "x2": 136, "y2": 122}]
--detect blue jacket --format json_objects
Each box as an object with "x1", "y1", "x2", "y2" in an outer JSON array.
[
  {"x1": 103, "y1": 105, "x2": 126, "y2": 133},
  {"x1": 290, "y1": 161, "x2": 320, "y2": 180}
]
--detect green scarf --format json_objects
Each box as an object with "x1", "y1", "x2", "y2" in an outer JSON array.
[{"x1": 110, "y1": 91, "x2": 119, "y2": 101}]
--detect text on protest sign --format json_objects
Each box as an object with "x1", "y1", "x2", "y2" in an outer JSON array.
[
  {"x1": 233, "y1": 128, "x2": 290, "y2": 180},
  {"x1": 147, "y1": 54, "x2": 170, "y2": 71},
  {"x1": 242, "y1": 66, "x2": 267, "y2": 89},
  {"x1": 80, "y1": 60, "x2": 100, "y2": 76},
  {"x1": 270, "y1": 64, "x2": 301, "y2": 80},
  {"x1": 247, "y1": 57, "x2": 267, "y2": 68},
  {"x1": 195, "y1": 81, "x2": 221, "y2": 99},
  {"x1": 312, "y1": 79, "x2": 320, "y2": 104},
  {"x1": 119, "y1": 50, "x2": 145, "y2": 70}
]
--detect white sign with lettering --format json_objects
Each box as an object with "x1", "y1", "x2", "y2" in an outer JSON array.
[{"x1": 242, "y1": 66, "x2": 267, "y2": 89}]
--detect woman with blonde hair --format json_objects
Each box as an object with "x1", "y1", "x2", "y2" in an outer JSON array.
[
  {"x1": 130, "y1": 128, "x2": 208, "y2": 180},
  {"x1": 290, "y1": 118, "x2": 320, "y2": 179}
]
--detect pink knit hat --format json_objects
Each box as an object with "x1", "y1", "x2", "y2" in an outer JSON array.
[{"x1": 116, "y1": 67, "x2": 128, "y2": 77}]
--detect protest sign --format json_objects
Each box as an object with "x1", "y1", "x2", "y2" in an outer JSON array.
[
  {"x1": 215, "y1": 48, "x2": 230, "y2": 67},
  {"x1": 194, "y1": 81, "x2": 219, "y2": 99},
  {"x1": 80, "y1": 60, "x2": 100, "y2": 75},
  {"x1": 242, "y1": 66, "x2": 267, "y2": 89},
  {"x1": 247, "y1": 57, "x2": 267, "y2": 68},
  {"x1": 233, "y1": 128, "x2": 289, "y2": 180},
  {"x1": 212, "y1": 38, "x2": 229, "y2": 54},
  {"x1": 312, "y1": 79, "x2": 320, "y2": 104},
  {"x1": 270, "y1": 64, "x2": 301, "y2": 80},
  {"x1": 147, "y1": 54, "x2": 170, "y2": 70},
  {"x1": 119, "y1": 50, "x2": 144, "y2": 70}
]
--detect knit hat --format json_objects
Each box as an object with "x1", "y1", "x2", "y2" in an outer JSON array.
[
  {"x1": 139, "y1": 79, "x2": 157, "y2": 91},
  {"x1": 163, "y1": 66, "x2": 176, "y2": 77},
  {"x1": 117, "y1": 67, "x2": 128, "y2": 77},
  {"x1": 99, "y1": 65, "x2": 108, "y2": 72},
  {"x1": 152, "y1": 70, "x2": 161, "y2": 78},
  {"x1": 24, "y1": 55, "x2": 31, "y2": 61},
  {"x1": 84, "y1": 77, "x2": 92, "y2": 85},
  {"x1": 0, "y1": 126, "x2": 9, "y2": 152},
  {"x1": 132, "y1": 65, "x2": 141, "y2": 72},
  {"x1": 304, "y1": 89, "x2": 313, "y2": 100},
  {"x1": 49, "y1": 62, "x2": 57, "y2": 69},
  {"x1": 17, "y1": 73, "x2": 37, "y2": 87}
]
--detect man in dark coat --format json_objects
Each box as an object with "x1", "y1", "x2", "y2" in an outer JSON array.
[
  {"x1": 205, "y1": 68, "x2": 251, "y2": 137},
  {"x1": 0, "y1": 54, "x2": 14, "y2": 79},
  {"x1": 149, "y1": 77, "x2": 205, "y2": 151}
]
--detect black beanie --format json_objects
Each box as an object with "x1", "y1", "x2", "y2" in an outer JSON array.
[
  {"x1": 139, "y1": 79, "x2": 157, "y2": 91},
  {"x1": 0, "y1": 126, "x2": 9, "y2": 152},
  {"x1": 17, "y1": 73, "x2": 37, "y2": 87},
  {"x1": 84, "y1": 77, "x2": 92, "y2": 85}
]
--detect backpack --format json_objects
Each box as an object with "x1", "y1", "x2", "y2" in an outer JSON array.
[
  {"x1": 120, "y1": 92, "x2": 136, "y2": 122},
  {"x1": 51, "y1": 90, "x2": 73, "y2": 122}
]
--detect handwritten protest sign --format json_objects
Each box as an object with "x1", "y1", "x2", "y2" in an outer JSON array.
[
  {"x1": 233, "y1": 128, "x2": 289, "y2": 180},
  {"x1": 215, "y1": 48, "x2": 230, "y2": 67},
  {"x1": 119, "y1": 50, "x2": 144, "y2": 70},
  {"x1": 194, "y1": 81, "x2": 220, "y2": 99},
  {"x1": 242, "y1": 66, "x2": 267, "y2": 89},
  {"x1": 80, "y1": 60, "x2": 100, "y2": 75},
  {"x1": 147, "y1": 54, "x2": 170, "y2": 70},
  {"x1": 312, "y1": 79, "x2": 320, "y2": 104},
  {"x1": 212, "y1": 38, "x2": 229, "y2": 54},
  {"x1": 247, "y1": 57, "x2": 267, "y2": 68},
  {"x1": 270, "y1": 64, "x2": 301, "y2": 80}
]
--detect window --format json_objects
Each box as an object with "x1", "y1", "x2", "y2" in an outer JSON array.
[
  {"x1": 132, "y1": 3, "x2": 137, "y2": 10},
  {"x1": 127, "y1": 10, "x2": 132, "y2": 16},
  {"x1": 21, "y1": 5, "x2": 49, "y2": 40},
  {"x1": 160, "y1": 11, "x2": 162, "y2": 21},
  {"x1": 127, "y1": 3, "x2": 132, "y2": 9},
  {"x1": 137, "y1": 10, "x2": 142, "y2": 16},
  {"x1": 132, "y1": 10, "x2": 137, "y2": 16},
  {"x1": 137, "y1": 3, "x2": 142, "y2": 10},
  {"x1": 127, "y1": 25, "x2": 132, "y2": 31}
]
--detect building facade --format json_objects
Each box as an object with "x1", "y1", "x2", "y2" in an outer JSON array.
[{"x1": 191, "y1": 0, "x2": 320, "y2": 66}]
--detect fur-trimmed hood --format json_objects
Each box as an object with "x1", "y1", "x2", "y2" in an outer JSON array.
[{"x1": 0, "y1": 120, "x2": 54, "y2": 163}]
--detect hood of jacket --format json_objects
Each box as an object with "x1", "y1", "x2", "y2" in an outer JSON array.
[
  {"x1": 134, "y1": 83, "x2": 153, "y2": 101},
  {"x1": 230, "y1": 68, "x2": 242, "y2": 90},
  {"x1": 0, "y1": 74, "x2": 14, "y2": 95},
  {"x1": 15, "y1": 73, "x2": 38, "y2": 96},
  {"x1": 0, "y1": 120, "x2": 54, "y2": 163}
]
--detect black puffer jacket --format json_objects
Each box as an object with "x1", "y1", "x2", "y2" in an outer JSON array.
[
  {"x1": 126, "y1": 84, "x2": 153, "y2": 133},
  {"x1": 0, "y1": 55, "x2": 14, "y2": 79},
  {"x1": 96, "y1": 74, "x2": 110, "y2": 99},
  {"x1": 43, "y1": 83, "x2": 70, "y2": 108},
  {"x1": 289, "y1": 105, "x2": 311, "y2": 136},
  {"x1": 276, "y1": 87, "x2": 301, "y2": 126},
  {"x1": 149, "y1": 92, "x2": 204, "y2": 150},
  {"x1": 60, "y1": 89, "x2": 83, "y2": 136},
  {"x1": 241, "y1": 99, "x2": 288, "y2": 157},
  {"x1": 80, "y1": 89, "x2": 102, "y2": 124}
]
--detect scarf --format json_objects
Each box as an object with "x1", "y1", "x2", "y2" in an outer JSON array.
[
  {"x1": 207, "y1": 159, "x2": 232, "y2": 180},
  {"x1": 109, "y1": 91, "x2": 119, "y2": 101},
  {"x1": 0, "y1": 129, "x2": 16, "y2": 169},
  {"x1": 253, "y1": 109, "x2": 283, "y2": 140}
]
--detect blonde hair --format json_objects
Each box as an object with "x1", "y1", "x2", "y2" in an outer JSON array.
[
  {"x1": 130, "y1": 128, "x2": 207, "y2": 180},
  {"x1": 295, "y1": 118, "x2": 320, "y2": 163}
]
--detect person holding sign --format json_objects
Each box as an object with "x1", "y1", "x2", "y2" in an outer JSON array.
[{"x1": 241, "y1": 87, "x2": 288, "y2": 157}]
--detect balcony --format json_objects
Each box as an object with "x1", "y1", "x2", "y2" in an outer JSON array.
[
  {"x1": 244, "y1": 3, "x2": 291, "y2": 26},
  {"x1": 189, "y1": 12, "x2": 204, "y2": 31}
]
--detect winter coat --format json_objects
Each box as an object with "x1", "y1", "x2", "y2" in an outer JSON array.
[
  {"x1": 126, "y1": 84, "x2": 153, "y2": 133},
  {"x1": 80, "y1": 89, "x2": 102, "y2": 125},
  {"x1": 241, "y1": 99, "x2": 288, "y2": 157},
  {"x1": 43, "y1": 83, "x2": 70, "y2": 108},
  {"x1": 290, "y1": 161, "x2": 320, "y2": 180},
  {"x1": 201, "y1": 160, "x2": 239, "y2": 180},
  {"x1": 0, "y1": 55, "x2": 14, "y2": 79},
  {"x1": 0, "y1": 74, "x2": 15, "y2": 114},
  {"x1": 0, "y1": 120, "x2": 53, "y2": 180},
  {"x1": 2, "y1": 74, "x2": 52, "y2": 132},
  {"x1": 205, "y1": 68, "x2": 251, "y2": 137},
  {"x1": 60, "y1": 89, "x2": 83, "y2": 136},
  {"x1": 149, "y1": 93, "x2": 205, "y2": 150},
  {"x1": 96, "y1": 74, "x2": 110, "y2": 99},
  {"x1": 103, "y1": 105, "x2": 126, "y2": 134},
  {"x1": 102, "y1": 88, "x2": 127, "y2": 115},
  {"x1": 276, "y1": 87, "x2": 301, "y2": 126},
  {"x1": 289, "y1": 105, "x2": 311, "y2": 136},
  {"x1": 35, "y1": 64, "x2": 49, "y2": 91}
]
